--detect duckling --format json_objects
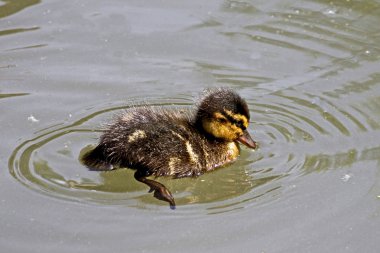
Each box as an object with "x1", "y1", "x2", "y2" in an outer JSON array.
[{"x1": 82, "y1": 88, "x2": 256, "y2": 209}]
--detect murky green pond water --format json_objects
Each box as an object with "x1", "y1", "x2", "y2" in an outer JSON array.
[{"x1": 1, "y1": 0, "x2": 380, "y2": 252}]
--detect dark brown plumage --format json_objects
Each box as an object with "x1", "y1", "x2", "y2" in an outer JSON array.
[{"x1": 82, "y1": 88, "x2": 256, "y2": 209}]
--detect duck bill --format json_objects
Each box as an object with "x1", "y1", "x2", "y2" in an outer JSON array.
[{"x1": 237, "y1": 130, "x2": 257, "y2": 149}]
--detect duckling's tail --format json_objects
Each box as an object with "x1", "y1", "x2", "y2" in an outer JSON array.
[{"x1": 81, "y1": 145, "x2": 114, "y2": 171}]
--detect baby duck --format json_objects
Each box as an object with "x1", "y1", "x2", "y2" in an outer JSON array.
[{"x1": 82, "y1": 88, "x2": 256, "y2": 209}]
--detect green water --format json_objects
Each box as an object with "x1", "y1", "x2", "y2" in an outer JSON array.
[{"x1": 1, "y1": 0, "x2": 380, "y2": 252}]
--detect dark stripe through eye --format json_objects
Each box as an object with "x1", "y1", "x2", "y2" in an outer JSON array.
[
  {"x1": 222, "y1": 113, "x2": 246, "y2": 130},
  {"x1": 217, "y1": 117, "x2": 227, "y2": 123}
]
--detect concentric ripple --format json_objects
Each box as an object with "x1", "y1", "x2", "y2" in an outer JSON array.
[
  {"x1": 8, "y1": 89, "x2": 374, "y2": 214},
  {"x1": 6, "y1": 3, "x2": 380, "y2": 216}
]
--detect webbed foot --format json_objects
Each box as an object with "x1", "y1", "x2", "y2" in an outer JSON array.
[
  {"x1": 134, "y1": 171, "x2": 176, "y2": 210},
  {"x1": 149, "y1": 185, "x2": 176, "y2": 210}
]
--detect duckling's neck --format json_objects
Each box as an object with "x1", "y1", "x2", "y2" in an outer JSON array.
[
  {"x1": 191, "y1": 117, "x2": 240, "y2": 171},
  {"x1": 193, "y1": 117, "x2": 215, "y2": 141}
]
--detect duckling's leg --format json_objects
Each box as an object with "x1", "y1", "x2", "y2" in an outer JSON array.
[{"x1": 134, "y1": 170, "x2": 176, "y2": 210}]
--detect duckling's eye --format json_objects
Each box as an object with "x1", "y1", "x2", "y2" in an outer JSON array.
[
  {"x1": 216, "y1": 117, "x2": 227, "y2": 123},
  {"x1": 236, "y1": 121, "x2": 246, "y2": 130}
]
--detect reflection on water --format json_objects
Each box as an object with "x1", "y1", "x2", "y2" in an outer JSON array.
[
  {"x1": 0, "y1": 92, "x2": 29, "y2": 99},
  {"x1": 0, "y1": 26, "x2": 38, "y2": 37},
  {"x1": 0, "y1": 0, "x2": 40, "y2": 19}
]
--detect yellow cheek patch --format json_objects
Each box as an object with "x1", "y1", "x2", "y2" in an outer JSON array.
[
  {"x1": 202, "y1": 120, "x2": 222, "y2": 138},
  {"x1": 202, "y1": 119, "x2": 242, "y2": 141},
  {"x1": 203, "y1": 109, "x2": 248, "y2": 141}
]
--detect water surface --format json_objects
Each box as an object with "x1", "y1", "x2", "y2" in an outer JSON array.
[{"x1": 1, "y1": 0, "x2": 380, "y2": 252}]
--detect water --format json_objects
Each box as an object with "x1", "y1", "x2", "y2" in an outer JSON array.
[{"x1": 1, "y1": 0, "x2": 380, "y2": 252}]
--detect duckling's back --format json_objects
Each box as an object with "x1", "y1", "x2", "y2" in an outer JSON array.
[{"x1": 82, "y1": 106, "x2": 239, "y2": 178}]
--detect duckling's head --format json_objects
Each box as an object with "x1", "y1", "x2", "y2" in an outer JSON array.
[{"x1": 196, "y1": 88, "x2": 256, "y2": 149}]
